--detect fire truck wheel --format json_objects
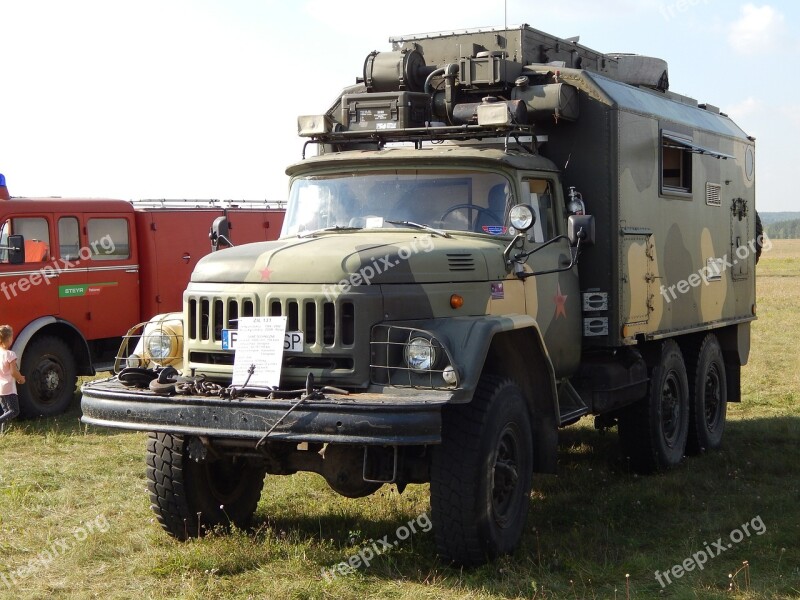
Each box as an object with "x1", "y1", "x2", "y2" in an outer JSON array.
[
  {"x1": 146, "y1": 433, "x2": 266, "y2": 540},
  {"x1": 685, "y1": 334, "x2": 727, "y2": 454},
  {"x1": 618, "y1": 339, "x2": 689, "y2": 473},
  {"x1": 430, "y1": 376, "x2": 533, "y2": 566},
  {"x1": 18, "y1": 336, "x2": 77, "y2": 418}
]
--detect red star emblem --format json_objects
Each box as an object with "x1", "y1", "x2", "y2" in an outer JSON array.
[
  {"x1": 553, "y1": 282, "x2": 568, "y2": 320},
  {"x1": 259, "y1": 265, "x2": 272, "y2": 281}
]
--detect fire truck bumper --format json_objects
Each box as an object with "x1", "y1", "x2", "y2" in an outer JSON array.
[{"x1": 80, "y1": 378, "x2": 449, "y2": 445}]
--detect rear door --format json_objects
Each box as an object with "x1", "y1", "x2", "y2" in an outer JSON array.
[
  {"x1": 139, "y1": 210, "x2": 219, "y2": 319},
  {"x1": 83, "y1": 214, "x2": 140, "y2": 339}
]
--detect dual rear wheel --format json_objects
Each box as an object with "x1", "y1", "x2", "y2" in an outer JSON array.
[{"x1": 619, "y1": 335, "x2": 727, "y2": 473}]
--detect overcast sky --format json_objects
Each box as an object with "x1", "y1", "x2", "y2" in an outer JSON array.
[{"x1": 1, "y1": 0, "x2": 797, "y2": 211}]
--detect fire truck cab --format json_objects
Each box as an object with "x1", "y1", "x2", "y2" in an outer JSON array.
[{"x1": 0, "y1": 174, "x2": 284, "y2": 417}]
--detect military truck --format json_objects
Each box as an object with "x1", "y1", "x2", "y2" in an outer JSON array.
[{"x1": 81, "y1": 25, "x2": 759, "y2": 565}]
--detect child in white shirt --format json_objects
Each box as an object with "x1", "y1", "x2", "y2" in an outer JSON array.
[{"x1": 0, "y1": 325, "x2": 25, "y2": 430}]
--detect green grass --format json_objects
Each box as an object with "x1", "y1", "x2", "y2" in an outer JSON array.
[{"x1": 0, "y1": 242, "x2": 798, "y2": 599}]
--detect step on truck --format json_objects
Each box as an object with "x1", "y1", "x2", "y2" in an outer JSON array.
[
  {"x1": 81, "y1": 25, "x2": 759, "y2": 565},
  {"x1": 0, "y1": 174, "x2": 285, "y2": 417}
]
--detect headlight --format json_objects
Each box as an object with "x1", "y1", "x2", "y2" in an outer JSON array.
[
  {"x1": 143, "y1": 319, "x2": 183, "y2": 366},
  {"x1": 146, "y1": 333, "x2": 174, "y2": 360},
  {"x1": 509, "y1": 204, "x2": 536, "y2": 231},
  {"x1": 404, "y1": 337, "x2": 436, "y2": 372}
]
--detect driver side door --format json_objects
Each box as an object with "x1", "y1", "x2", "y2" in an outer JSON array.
[{"x1": 520, "y1": 177, "x2": 582, "y2": 378}]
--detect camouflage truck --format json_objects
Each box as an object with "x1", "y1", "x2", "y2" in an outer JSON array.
[{"x1": 81, "y1": 25, "x2": 759, "y2": 565}]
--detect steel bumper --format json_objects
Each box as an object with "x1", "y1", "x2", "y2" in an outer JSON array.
[{"x1": 80, "y1": 377, "x2": 448, "y2": 445}]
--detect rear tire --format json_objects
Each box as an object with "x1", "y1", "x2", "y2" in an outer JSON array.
[
  {"x1": 18, "y1": 336, "x2": 77, "y2": 418},
  {"x1": 430, "y1": 376, "x2": 533, "y2": 565},
  {"x1": 619, "y1": 339, "x2": 689, "y2": 473},
  {"x1": 146, "y1": 433, "x2": 266, "y2": 539},
  {"x1": 686, "y1": 334, "x2": 727, "y2": 454}
]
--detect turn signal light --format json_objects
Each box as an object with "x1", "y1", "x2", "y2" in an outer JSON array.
[{"x1": 450, "y1": 294, "x2": 464, "y2": 309}]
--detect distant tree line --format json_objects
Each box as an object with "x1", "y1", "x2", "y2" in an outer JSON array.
[{"x1": 765, "y1": 218, "x2": 800, "y2": 239}]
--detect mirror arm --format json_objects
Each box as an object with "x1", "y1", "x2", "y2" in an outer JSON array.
[
  {"x1": 512, "y1": 234, "x2": 569, "y2": 263},
  {"x1": 514, "y1": 235, "x2": 585, "y2": 279}
]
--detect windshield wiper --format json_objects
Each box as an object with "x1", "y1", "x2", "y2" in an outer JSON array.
[
  {"x1": 386, "y1": 220, "x2": 451, "y2": 238},
  {"x1": 298, "y1": 225, "x2": 362, "y2": 238}
]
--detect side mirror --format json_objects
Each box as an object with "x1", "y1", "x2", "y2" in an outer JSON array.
[
  {"x1": 209, "y1": 216, "x2": 231, "y2": 251},
  {"x1": 8, "y1": 234, "x2": 25, "y2": 264},
  {"x1": 568, "y1": 215, "x2": 595, "y2": 246}
]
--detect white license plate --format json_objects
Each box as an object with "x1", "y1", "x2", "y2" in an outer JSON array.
[{"x1": 222, "y1": 329, "x2": 304, "y2": 352}]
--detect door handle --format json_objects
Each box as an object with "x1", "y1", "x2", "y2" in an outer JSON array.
[
  {"x1": 125, "y1": 268, "x2": 139, "y2": 273},
  {"x1": 43, "y1": 272, "x2": 59, "y2": 279}
]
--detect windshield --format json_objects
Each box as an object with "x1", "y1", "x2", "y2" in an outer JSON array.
[
  {"x1": 282, "y1": 169, "x2": 514, "y2": 237},
  {"x1": 0, "y1": 220, "x2": 7, "y2": 262}
]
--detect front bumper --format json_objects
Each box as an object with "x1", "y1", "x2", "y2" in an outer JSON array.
[{"x1": 80, "y1": 378, "x2": 448, "y2": 445}]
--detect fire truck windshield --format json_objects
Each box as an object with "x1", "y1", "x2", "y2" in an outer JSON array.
[
  {"x1": 282, "y1": 169, "x2": 513, "y2": 237},
  {"x1": 0, "y1": 220, "x2": 7, "y2": 262}
]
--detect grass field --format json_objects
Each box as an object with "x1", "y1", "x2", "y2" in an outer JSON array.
[{"x1": 1, "y1": 241, "x2": 798, "y2": 599}]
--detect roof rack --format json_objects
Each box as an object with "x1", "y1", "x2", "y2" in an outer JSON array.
[
  {"x1": 303, "y1": 124, "x2": 539, "y2": 157},
  {"x1": 130, "y1": 198, "x2": 286, "y2": 210}
]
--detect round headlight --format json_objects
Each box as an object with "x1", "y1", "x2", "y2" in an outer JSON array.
[
  {"x1": 404, "y1": 337, "x2": 437, "y2": 373},
  {"x1": 509, "y1": 204, "x2": 536, "y2": 232},
  {"x1": 146, "y1": 332, "x2": 174, "y2": 361}
]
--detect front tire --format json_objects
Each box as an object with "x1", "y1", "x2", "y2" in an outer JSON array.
[
  {"x1": 430, "y1": 376, "x2": 534, "y2": 566},
  {"x1": 146, "y1": 433, "x2": 266, "y2": 539},
  {"x1": 619, "y1": 339, "x2": 689, "y2": 473},
  {"x1": 19, "y1": 336, "x2": 77, "y2": 418}
]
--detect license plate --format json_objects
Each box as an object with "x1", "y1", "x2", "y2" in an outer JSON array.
[{"x1": 222, "y1": 329, "x2": 304, "y2": 352}]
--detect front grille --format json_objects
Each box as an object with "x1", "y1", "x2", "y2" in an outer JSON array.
[
  {"x1": 184, "y1": 288, "x2": 374, "y2": 388},
  {"x1": 188, "y1": 296, "x2": 254, "y2": 341},
  {"x1": 187, "y1": 295, "x2": 355, "y2": 348}
]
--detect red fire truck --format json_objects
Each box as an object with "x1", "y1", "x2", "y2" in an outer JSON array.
[{"x1": 0, "y1": 173, "x2": 284, "y2": 417}]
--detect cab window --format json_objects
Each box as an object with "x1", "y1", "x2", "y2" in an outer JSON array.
[
  {"x1": 521, "y1": 179, "x2": 556, "y2": 242},
  {"x1": 58, "y1": 217, "x2": 81, "y2": 261},
  {"x1": 86, "y1": 218, "x2": 130, "y2": 260},
  {"x1": 4, "y1": 217, "x2": 51, "y2": 263}
]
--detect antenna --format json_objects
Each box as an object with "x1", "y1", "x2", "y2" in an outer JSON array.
[{"x1": 504, "y1": 0, "x2": 507, "y2": 30}]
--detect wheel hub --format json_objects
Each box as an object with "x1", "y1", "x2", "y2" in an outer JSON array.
[
  {"x1": 704, "y1": 364, "x2": 722, "y2": 429},
  {"x1": 34, "y1": 358, "x2": 65, "y2": 401},
  {"x1": 492, "y1": 428, "x2": 520, "y2": 524},
  {"x1": 661, "y1": 371, "x2": 682, "y2": 446}
]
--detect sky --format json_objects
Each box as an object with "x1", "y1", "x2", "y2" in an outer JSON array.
[{"x1": 1, "y1": 0, "x2": 798, "y2": 211}]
